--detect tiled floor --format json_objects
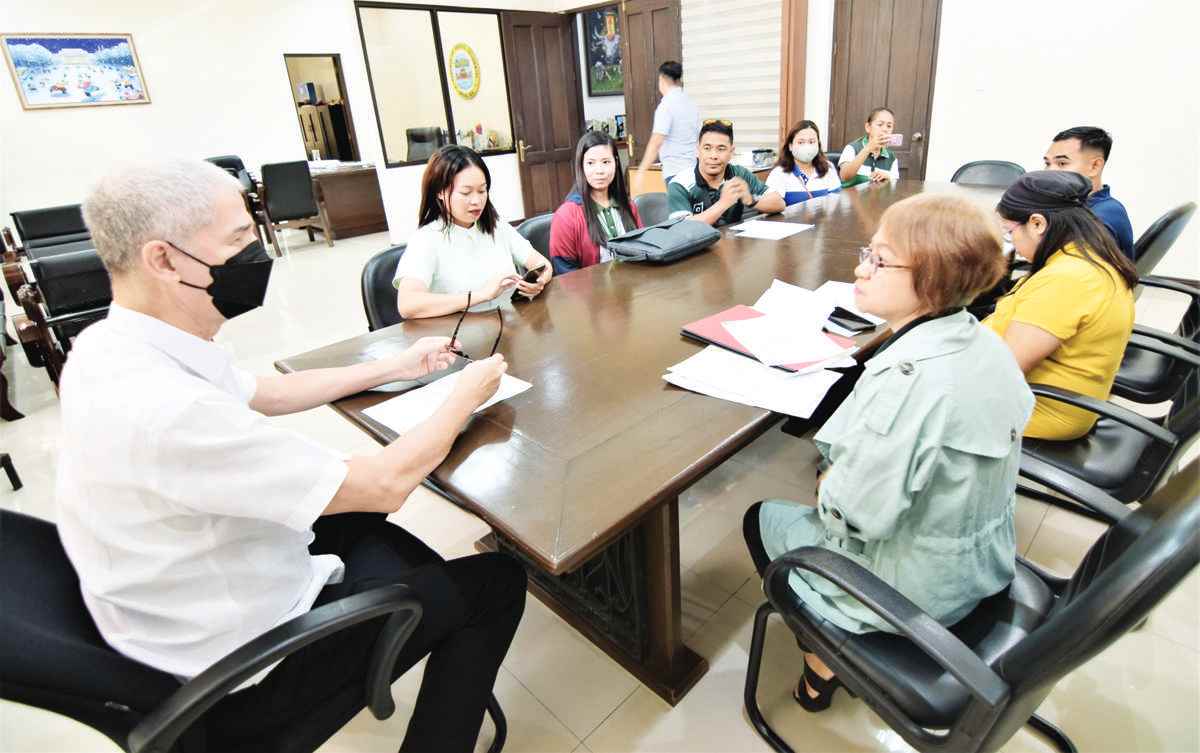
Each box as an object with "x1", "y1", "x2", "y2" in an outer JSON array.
[{"x1": 2, "y1": 230, "x2": 1196, "y2": 753}]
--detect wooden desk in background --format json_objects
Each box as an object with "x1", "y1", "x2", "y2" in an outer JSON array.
[
  {"x1": 276, "y1": 181, "x2": 1005, "y2": 705},
  {"x1": 309, "y1": 166, "x2": 388, "y2": 239},
  {"x1": 629, "y1": 163, "x2": 775, "y2": 198}
]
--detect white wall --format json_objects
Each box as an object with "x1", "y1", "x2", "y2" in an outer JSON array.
[
  {"x1": 803, "y1": 0, "x2": 835, "y2": 140},
  {"x1": 925, "y1": 0, "x2": 1199, "y2": 278},
  {"x1": 575, "y1": 14, "x2": 625, "y2": 124},
  {"x1": 0, "y1": 0, "x2": 558, "y2": 239}
]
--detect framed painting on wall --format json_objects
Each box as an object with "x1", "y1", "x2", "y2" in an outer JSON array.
[
  {"x1": 583, "y1": 5, "x2": 623, "y2": 97},
  {"x1": 1, "y1": 33, "x2": 151, "y2": 110}
]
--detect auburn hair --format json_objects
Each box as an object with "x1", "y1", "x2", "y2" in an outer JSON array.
[{"x1": 880, "y1": 194, "x2": 1008, "y2": 312}]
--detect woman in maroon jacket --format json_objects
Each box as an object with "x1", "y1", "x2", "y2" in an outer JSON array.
[{"x1": 549, "y1": 131, "x2": 642, "y2": 274}]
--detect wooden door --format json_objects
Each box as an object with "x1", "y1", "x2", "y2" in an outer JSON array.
[
  {"x1": 828, "y1": 0, "x2": 941, "y2": 179},
  {"x1": 501, "y1": 11, "x2": 584, "y2": 218},
  {"x1": 619, "y1": 0, "x2": 681, "y2": 164}
]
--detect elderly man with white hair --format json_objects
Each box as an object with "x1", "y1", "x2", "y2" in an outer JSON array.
[{"x1": 55, "y1": 159, "x2": 525, "y2": 753}]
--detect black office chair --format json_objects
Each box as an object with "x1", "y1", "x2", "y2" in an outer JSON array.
[
  {"x1": 1132, "y1": 201, "x2": 1196, "y2": 275},
  {"x1": 205, "y1": 155, "x2": 255, "y2": 195},
  {"x1": 824, "y1": 151, "x2": 841, "y2": 168},
  {"x1": 950, "y1": 161, "x2": 1025, "y2": 188},
  {"x1": 260, "y1": 161, "x2": 332, "y2": 255},
  {"x1": 0, "y1": 508, "x2": 508, "y2": 753},
  {"x1": 634, "y1": 192, "x2": 669, "y2": 226},
  {"x1": 361, "y1": 244, "x2": 407, "y2": 331},
  {"x1": 516, "y1": 212, "x2": 554, "y2": 257},
  {"x1": 1016, "y1": 353, "x2": 1198, "y2": 519},
  {"x1": 1112, "y1": 277, "x2": 1199, "y2": 404},
  {"x1": 406, "y1": 127, "x2": 446, "y2": 162},
  {"x1": 10, "y1": 204, "x2": 91, "y2": 250},
  {"x1": 744, "y1": 457, "x2": 1199, "y2": 753},
  {"x1": 28, "y1": 247, "x2": 112, "y2": 346}
]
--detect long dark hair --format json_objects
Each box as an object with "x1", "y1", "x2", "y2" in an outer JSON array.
[
  {"x1": 997, "y1": 170, "x2": 1137, "y2": 290},
  {"x1": 417, "y1": 145, "x2": 500, "y2": 235},
  {"x1": 571, "y1": 131, "x2": 637, "y2": 248},
  {"x1": 775, "y1": 119, "x2": 831, "y2": 177}
]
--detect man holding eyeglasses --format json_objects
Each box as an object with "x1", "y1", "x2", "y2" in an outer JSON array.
[{"x1": 667, "y1": 120, "x2": 785, "y2": 227}]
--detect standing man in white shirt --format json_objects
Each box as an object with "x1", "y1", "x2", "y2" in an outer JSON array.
[
  {"x1": 56, "y1": 159, "x2": 525, "y2": 753},
  {"x1": 635, "y1": 60, "x2": 700, "y2": 186}
]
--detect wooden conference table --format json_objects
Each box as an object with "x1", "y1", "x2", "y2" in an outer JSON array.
[{"x1": 276, "y1": 180, "x2": 1005, "y2": 704}]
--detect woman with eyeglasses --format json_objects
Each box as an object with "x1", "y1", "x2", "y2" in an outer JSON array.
[
  {"x1": 984, "y1": 170, "x2": 1136, "y2": 440},
  {"x1": 743, "y1": 193, "x2": 1033, "y2": 712},
  {"x1": 766, "y1": 120, "x2": 841, "y2": 206},
  {"x1": 394, "y1": 145, "x2": 553, "y2": 319},
  {"x1": 549, "y1": 131, "x2": 643, "y2": 274}
]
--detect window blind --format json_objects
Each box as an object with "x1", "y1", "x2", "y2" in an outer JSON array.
[{"x1": 680, "y1": 0, "x2": 783, "y2": 154}]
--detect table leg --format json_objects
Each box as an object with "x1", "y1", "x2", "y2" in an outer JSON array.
[{"x1": 483, "y1": 496, "x2": 708, "y2": 705}]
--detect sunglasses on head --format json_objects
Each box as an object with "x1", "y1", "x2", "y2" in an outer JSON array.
[
  {"x1": 703, "y1": 118, "x2": 733, "y2": 126},
  {"x1": 448, "y1": 290, "x2": 503, "y2": 360}
]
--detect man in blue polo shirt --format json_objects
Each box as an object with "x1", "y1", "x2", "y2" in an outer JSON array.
[{"x1": 1043, "y1": 126, "x2": 1136, "y2": 261}]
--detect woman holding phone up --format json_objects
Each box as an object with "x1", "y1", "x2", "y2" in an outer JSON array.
[
  {"x1": 838, "y1": 106, "x2": 901, "y2": 188},
  {"x1": 394, "y1": 145, "x2": 552, "y2": 319}
]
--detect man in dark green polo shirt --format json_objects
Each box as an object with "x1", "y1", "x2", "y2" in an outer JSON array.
[{"x1": 667, "y1": 120, "x2": 785, "y2": 226}]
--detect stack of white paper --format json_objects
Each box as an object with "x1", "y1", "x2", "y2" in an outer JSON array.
[
  {"x1": 364, "y1": 372, "x2": 532, "y2": 435},
  {"x1": 728, "y1": 219, "x2": 814, "y2": 240},
  {"x1": 730, "y1": 279, "x2": 857, "y2": 370},
  {"x1": 663, "y1": 346, "x2": 841, "y2": 419}
]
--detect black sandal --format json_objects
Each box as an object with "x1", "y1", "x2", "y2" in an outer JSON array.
[{"x1": 792, "y1": 661, "x2": 844, "y2": 712}]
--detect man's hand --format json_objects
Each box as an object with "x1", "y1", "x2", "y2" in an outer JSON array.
[
  {"x1": 453, "y1": 354, "x2": 508, "y2": 409},
  {"x1": 720, "y1": 178, "x2": 749, "y2": 206},
  {"x1": 388, "y1": 337, "x2": 458, "y2": 381}
]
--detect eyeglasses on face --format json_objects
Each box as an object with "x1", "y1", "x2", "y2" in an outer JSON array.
[
  {"x1": 448, "y1": 290, "x2": 504, "y2": 360},
  {"x1": 702, "y1": 118, "x2": 733, "y2": 126},
  {"x1": 858, "y1": 247, "x2": 912, "y2": 278}
]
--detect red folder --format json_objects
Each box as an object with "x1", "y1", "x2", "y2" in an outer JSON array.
[{"x1": 681, "y1": 304, "x2": 856, "y2": 372}]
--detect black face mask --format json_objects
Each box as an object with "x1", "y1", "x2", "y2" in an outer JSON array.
[{"x1": 170, "y1": 240, "x2": 273, "y2": 320}]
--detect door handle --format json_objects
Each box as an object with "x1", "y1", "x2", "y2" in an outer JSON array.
[
  {"x1": 518, "y1": 139, "x2": 530, "y2": 162},
  {"x1": 628, "y1": 133, "x2": 635, "y2": 159},
  {"x1": 913, "y1": 132, "x2": 924, "y2": 142}
]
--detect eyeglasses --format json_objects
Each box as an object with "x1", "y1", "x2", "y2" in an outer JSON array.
[
  {"x1": 702, "y1": 118, "x2": 733, "y2": 126},
  {"x1": 858, "y1": 247, "x2": 911, "y2": 278},
  {"x1": 448, "y1": 291, "x2": 503, "y2": 360}
]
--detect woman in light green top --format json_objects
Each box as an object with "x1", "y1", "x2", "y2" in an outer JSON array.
[{"x1": 743, "y1": 193, "x2": 1034, "y2": 711}]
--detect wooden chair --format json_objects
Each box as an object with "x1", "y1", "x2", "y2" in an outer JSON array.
[{"x1": 260, "y1": 161, "x2": 333, "y2": 255}]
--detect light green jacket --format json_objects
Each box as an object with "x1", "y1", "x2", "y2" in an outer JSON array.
[{"x1": 760, "y1": 311, "x2": 1034, "y2": 633}]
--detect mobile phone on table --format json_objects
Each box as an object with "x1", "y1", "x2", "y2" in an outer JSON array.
[{"x1": 522, "y1": 265, "x2": 546, "y2": 283}]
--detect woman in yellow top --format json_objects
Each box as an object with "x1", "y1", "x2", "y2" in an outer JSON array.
[{"x1": 985, "y1": 170, "x2": 1138, "y2": 440}]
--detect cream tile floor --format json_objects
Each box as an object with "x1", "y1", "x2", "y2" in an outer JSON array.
[{"x1": 1, "y1": 230, "x2": 1197, "y2": 753}]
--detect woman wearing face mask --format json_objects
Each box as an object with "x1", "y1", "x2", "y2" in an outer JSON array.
[
  {"x1": 394, "y1": 145, "x2": 553, "y2": 319},
  {"x1": 744, "y1": 193, "x2": 1032, "y2": 712},
  {"x1": 766, "y1": 120, "x2": 842, "y2": 206},
  {"x1": 984, "y1": 170, "x2": 1137, "y2": 440},
  {"x1": 838, "y1": 106, "x2": 900, "y2": 187},
  {"x1": 549, "y1": 131, "x2": 643, "y2": 274}
]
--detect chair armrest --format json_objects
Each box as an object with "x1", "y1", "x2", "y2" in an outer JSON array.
[
  {"x1": 1137, "y1": 275, "x2": 1199, "y2": 300},
  {"x1": 763, "y1": 547, "x2": 1008, "y2": 709},
  {"x1": 44, "y1": 305, "x2": 110, "y2": 328},
  {"x1": 127, "y1": 584, "x2": 421, "y2": 753},
  {"x1": 1130, "y1": 326, "x2": 1200, "y2": 358},
  {"x1": 1027, "y1": 384, "x2": 1178, "y2": 447},
  {"x1": 1018, "y1": 454, "x2": 1130, "y2": 524}
]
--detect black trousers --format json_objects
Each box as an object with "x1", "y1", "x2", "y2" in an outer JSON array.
[
  {"x1": 205, "y1": 512, "x2": 526, "y2": 753},
  {"x1": 743, "y1": 501, "x2": 771, "y2": 577}
]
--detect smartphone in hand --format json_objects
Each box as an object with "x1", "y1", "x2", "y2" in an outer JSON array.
[{"x1": 522, "y1": 265, "x2": 546, "y2": 283}]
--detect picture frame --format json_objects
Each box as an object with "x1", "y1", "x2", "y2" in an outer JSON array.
[
  {"x1": 583, "y1": 6, "x2": 623, "y2": 97},
  {"x1": 2, "y1": 33, "x2": 151, "y2": 110}
]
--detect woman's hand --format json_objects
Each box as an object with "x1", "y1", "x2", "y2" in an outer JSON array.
[
  {"x1": 476, "y1": 274, "x2": 520, "y2": 303},
  {"x1": 869, "y1": 169, "x2": 891, "y2": 183},
  {"x1": 389, "y1": 336, "x2": 459, "y2": 381},
  {"x1": 515, "y1": 262, "x2": 553, "y2": 299},
  {"x1": 868, "y1": 131, "x2": 890, "y2": 155}
]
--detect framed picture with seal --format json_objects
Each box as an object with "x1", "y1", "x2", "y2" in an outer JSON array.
[{"x1": 447, "y1": 42, "x2": 480, "y2": 100}]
